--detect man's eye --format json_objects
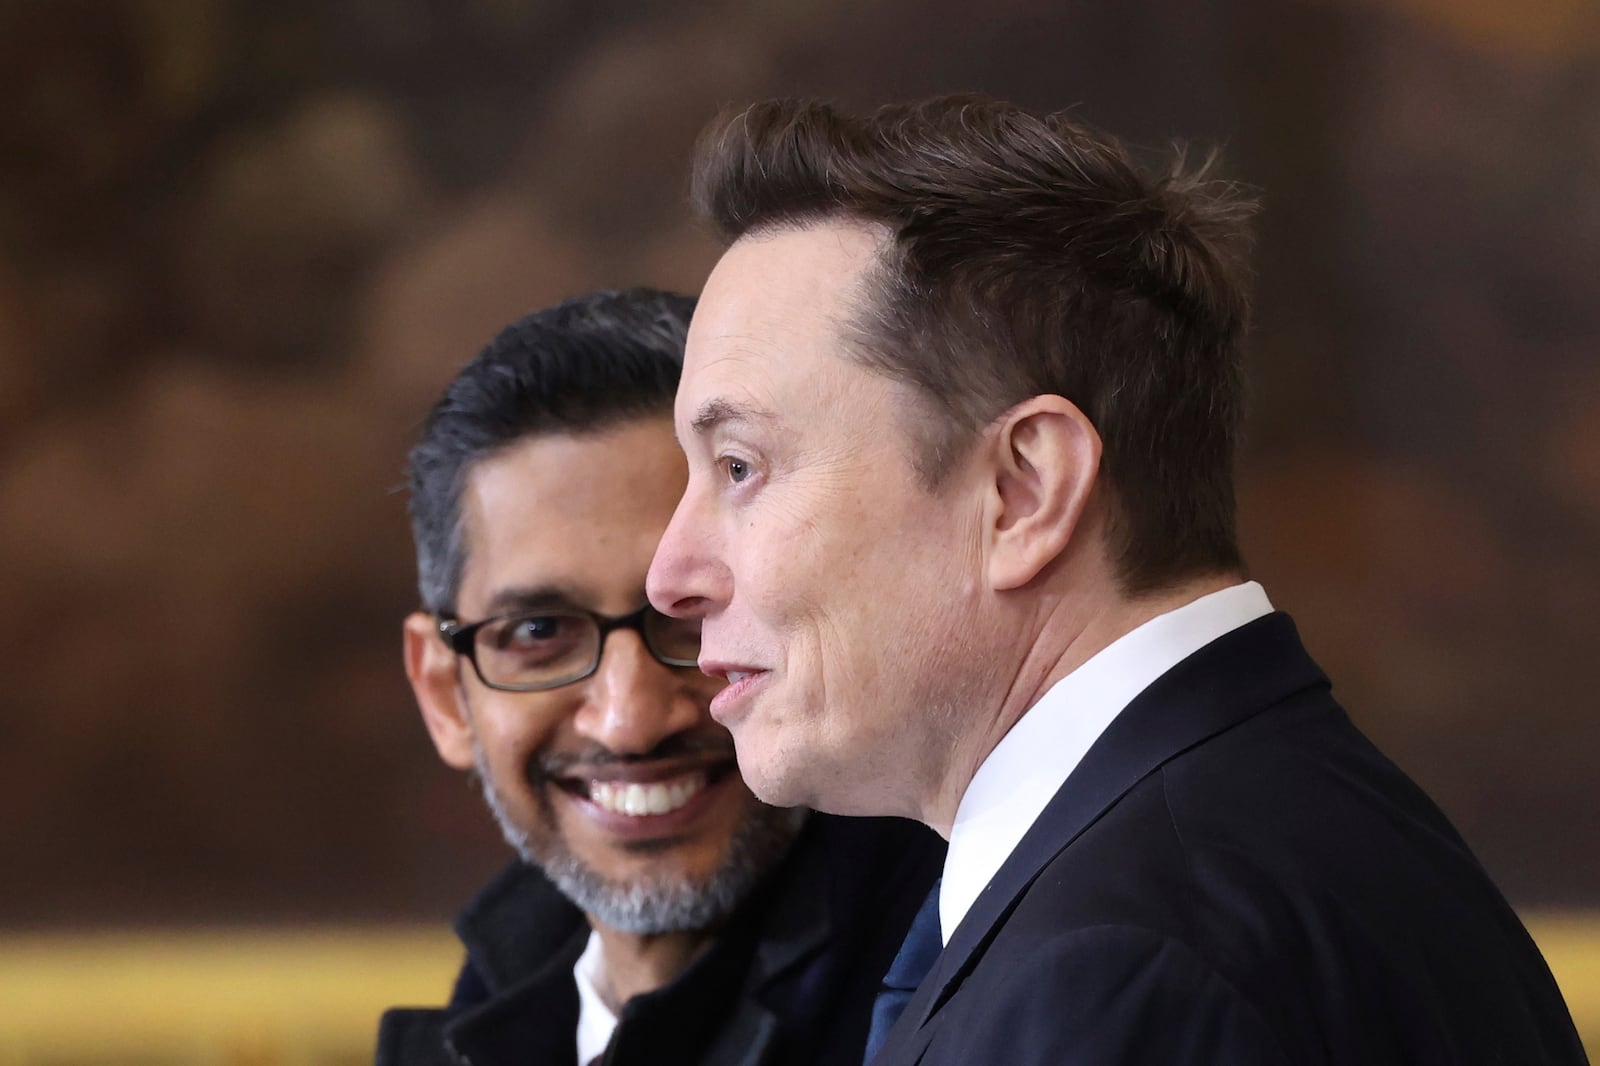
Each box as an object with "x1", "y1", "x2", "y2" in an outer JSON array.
[
  {"x1": 724, "y1": 457, "x2": 751, "y2": 484},
  {"x1": 482, "y1": 614, "x2": 590, "y2": 673},
  {"x1": 497, "y1": 616, "x2": 564, "y2": 648}
]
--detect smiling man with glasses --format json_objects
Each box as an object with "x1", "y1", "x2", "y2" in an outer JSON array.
[{"x1": 377, "y1": 288, "x2": 942, "y2": 1066}]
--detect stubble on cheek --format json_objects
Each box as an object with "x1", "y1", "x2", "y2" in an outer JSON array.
[{"x1": 524, "y1": 759, "x2": 562, "y2": 834}]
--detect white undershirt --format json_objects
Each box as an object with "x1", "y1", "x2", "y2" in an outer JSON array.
[
  {"x1": 574, "y1": 929, "x2": 618, "y2": 1066},
  {"x1": 939, "y1": 581, "x2": 1274, "y2": 944}
]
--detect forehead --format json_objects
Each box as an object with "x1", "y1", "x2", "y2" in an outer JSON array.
[
  {"x1": 679, "y1": 221, "x2": 889, "y2": 418},
  {"x1": 457, "y1": 418, "x2": 685, "y2": 610}
]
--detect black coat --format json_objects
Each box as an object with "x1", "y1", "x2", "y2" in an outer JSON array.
[
  {"x1": 377, "y1": 812, "x2": 944, "y2": 1066},
  {"x1": 874, "y1": 613, "x2": 1587, "y2": 1065}
]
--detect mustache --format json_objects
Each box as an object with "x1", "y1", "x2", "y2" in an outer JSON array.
[{"x1": 528, "y1": 731, "x2": 738, "y2": 781}]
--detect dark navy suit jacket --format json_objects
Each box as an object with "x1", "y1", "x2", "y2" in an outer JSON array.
[{"x1": 874, "y1": 613, "x2": 1587, "y2": 1065}]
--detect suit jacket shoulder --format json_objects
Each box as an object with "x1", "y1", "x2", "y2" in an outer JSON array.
[{"x1": 879, "y1": 614, "x2": 1586, "y2": 1066}]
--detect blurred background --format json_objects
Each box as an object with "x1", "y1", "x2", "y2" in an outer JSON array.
[{"x1": 1, "y1": 0, "x2": 1597, "y2": 1060}]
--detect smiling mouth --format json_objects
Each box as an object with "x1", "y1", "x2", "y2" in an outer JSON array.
[
  {"x1": 589, "y1": 773, "x2": 706, "y2": 817},
  {"x1": 553, "y1": 763, "x2": 736, "y2": 818}
]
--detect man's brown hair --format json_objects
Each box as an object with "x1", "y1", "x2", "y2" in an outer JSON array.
[{"x1": 690, "y1": 96, "x2": 1257, "y2": 595}]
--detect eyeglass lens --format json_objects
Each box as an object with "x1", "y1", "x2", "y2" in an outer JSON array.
[{"x1": 472, "y1": 609, "x2": 700, "y2": 689}]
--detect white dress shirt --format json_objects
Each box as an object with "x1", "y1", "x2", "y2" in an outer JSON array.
[
  {"x1": 574, "y1": 929, "x2": 619, "y2": 1065},
  {"x1": 939, "y1": 581, "x2": 1274, "y2": 944}
]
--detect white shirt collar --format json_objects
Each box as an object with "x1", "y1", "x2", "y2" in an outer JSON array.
[
  {"x1": 939, "y1": 581, "x2": 1274, "y2": 944},
  {"x1": 574, "y1": 929, "x2": 619, "y2": 1065}
]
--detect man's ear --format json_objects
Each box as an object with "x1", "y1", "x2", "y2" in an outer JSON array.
[
  {"x1": 982, "y1": 395, "x2": 1103, "y2": 591},
  {"x1": 403, "y1": 611, "x2": 477, "y2": 771}
]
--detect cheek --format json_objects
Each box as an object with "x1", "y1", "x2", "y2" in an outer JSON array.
[
  {"x1": 731, "y1": 486, "x2": 959, "y2": 689},
  {"x1": 753, "y1": 498, "x2": 878, "y2": 617},
  {"x1": 755, "y1": 552, "x2": 863, "y2": 694},
  {"x1": 800, "y1": 563, "x2": 915, "y2": 732},
  {"x1": 473, "y1": 700, "x2": 566, "y2": 779},
  {"x1": 849, "y1": 525, "x2": 973, "y2": 690}
]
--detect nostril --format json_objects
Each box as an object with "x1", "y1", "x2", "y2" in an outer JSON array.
[
  {"x1": 675, "y1": 595, "x2": 702, "y2": 616},
  {"x1": 664, "y1": 595, "x2": 715, "y2": 621},
  {"x1": 647, "y1": 565, "x2": 707, "y2": 618}
]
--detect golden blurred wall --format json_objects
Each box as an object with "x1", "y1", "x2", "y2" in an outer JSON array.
[{"x1": 0, "y1": 915, "x2": 1596, "y2": 1062}]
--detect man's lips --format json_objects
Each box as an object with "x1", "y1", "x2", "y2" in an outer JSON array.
[
  {"x1": 549, "y1": 758, "x2": 738, "y2": 819},
  {"x1": 700, "y1": 660, "x2": 770, "y2": 722},
  {"x1": 700, "y1": 659, "x2": 767, "y2": 685}
]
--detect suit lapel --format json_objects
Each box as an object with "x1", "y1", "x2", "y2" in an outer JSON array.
[{"x1": 911, "y1": 612, "x2": 1328, "y2": 1031}]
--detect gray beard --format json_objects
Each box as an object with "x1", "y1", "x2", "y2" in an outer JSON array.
[{"x1": 472, "y1": 734, "x2": 807, "y2": 935}]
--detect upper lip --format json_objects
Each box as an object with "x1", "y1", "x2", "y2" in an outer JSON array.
[
  {"x1": 699, "y1": 659, "x2": 766, "y2": 682},
  {"x1": 550, "y1": 754, "x2": 733, "y2": 786}
]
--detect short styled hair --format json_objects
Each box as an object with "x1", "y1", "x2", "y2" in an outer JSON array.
[
  {"x1": 691, "y1": 96, "x2": 1257, "y2": 594},
  {"x1": 406, "y1": 288, "x2": 694, "y2": 614}
]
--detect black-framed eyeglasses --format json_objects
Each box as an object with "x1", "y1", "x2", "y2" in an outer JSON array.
[{"x1": 437, "y1": 604, "x2": 702, "y2": 692}]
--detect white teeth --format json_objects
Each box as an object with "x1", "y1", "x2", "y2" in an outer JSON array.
[
  {"x1": 589, "y1": 773, "x2": 707, "y2": 817},
  {"x1": 728, "y1": 671, "x2": 750, "y2": 683}
]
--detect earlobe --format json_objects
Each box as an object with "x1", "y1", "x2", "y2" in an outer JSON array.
[
  {"x1": 985, "y1": 396, "x2": 1102, "y2": 591},
  {"x1": 402, "y1": 611, "x2": 477, "y2": 771}
]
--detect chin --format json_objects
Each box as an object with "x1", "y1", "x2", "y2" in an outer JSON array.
[
  {"x1": 730, "y1": 707, "x2": 848, "y2": 811},
  {"x1": 794, "y1": 785, "x2": 892, "y2": 820},
  {"x1": 739, "y1": 751, "x2": 861, "y2": 815},
  {"x1": 734, "y1": 760, "x2": 805, "y2": 809},
  {"x1": 731, "y1": 746, "x2": 817, "y2": 812}
]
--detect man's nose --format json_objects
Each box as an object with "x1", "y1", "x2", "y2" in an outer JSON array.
[
  {"x1": 647, "y1": 489, "x2": 729, "y2": 620},
  {"x1": 572, "y1": 630, "x2": 702, "y2": 755}
]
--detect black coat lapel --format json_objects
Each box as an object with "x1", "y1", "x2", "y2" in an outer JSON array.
[
  {"x1": 455, "y1": 862, "x2": 589, "y2": 993},
  {"x1": 445, "y1": 931, "x2": 587, "y2": 1066}
]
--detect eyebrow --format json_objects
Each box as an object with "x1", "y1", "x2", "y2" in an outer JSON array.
[
  {"x1": 481, "y1": 584, "x2": 651, "y2": 619},
  {"x1": 689, "y1": 397, "x2": 774, "y2": 436},
  {"x1": 481, "y1": 585, "x2": 583, "y2": 618}
]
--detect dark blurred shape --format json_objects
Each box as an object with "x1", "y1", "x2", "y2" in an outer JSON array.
[{"x1": 1, "y1": 0, "x2": 1596, "y2": 925}]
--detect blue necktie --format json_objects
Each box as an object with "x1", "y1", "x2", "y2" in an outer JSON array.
[{"x1": 862, "y1": 879, "x2": 943, "y2": 1065}]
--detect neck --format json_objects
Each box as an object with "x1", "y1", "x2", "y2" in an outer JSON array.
[
  {"x1": 588, "y1": 921, "x2": 718, "y2": 1012},
  {"x1": 920, "y1": 571, "x2": 1244, "y2": 835}
]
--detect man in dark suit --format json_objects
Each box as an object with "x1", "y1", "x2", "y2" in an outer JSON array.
[
  {"x1": 646, "y1": 98, "x2": 1589, "y2": 1064},
  {"x1": 379, "y1": 289, "x2": 943, "y2": 1066}
]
